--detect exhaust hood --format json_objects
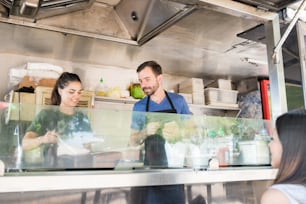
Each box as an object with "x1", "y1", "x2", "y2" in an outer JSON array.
[
  {"x1": 1, "y1": 0, "x2": 95, "y2": 19},
  {"x1": 0, "y1": 0, "x2": 197, "y2": 45},
  {"x1": 115, "y1": 0, "x2": 196, "y2": 45}
]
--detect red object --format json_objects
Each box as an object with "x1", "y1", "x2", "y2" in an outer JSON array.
[
  {"x1": 0, "y1": 102, "x2": 8, "y2": 109},
  {"x1": 217, "y1": 147, "x2": 229, "y2": 167},
  {"x1": 260, "y1": 79, "x2": 271, "y2": 120}
]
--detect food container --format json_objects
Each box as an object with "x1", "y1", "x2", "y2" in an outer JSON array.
[
  {"x1": 185, "y1": 143, "x2": 210, "y2": 168},
  {"x1": 192, "y1": 92, "x2": 205, "y2": 105},
  {"x1": 92, "y1": 151, "x2": 122, "y2": 168},
  {"x1": 179, "y1": 78, "x2": 204, "y2": 93},
  {"x1": 165, "y1": 142, "x2": 186, "y2": 167},
  {"x1": 207, "y1": 79, "x2": 232, "y2": 90},
  {"x1": 238, "y1": 140, "x2": 270, "y2": 165},
  {"x1": 204, "y1": 88, "x2": 238, "y2": 105},
  {"x1": 57, "y1": 154, "x2": 94, "y2": 168}
]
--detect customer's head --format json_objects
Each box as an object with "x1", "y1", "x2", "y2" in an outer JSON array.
[
  {"x1": 270, "y1": 109, "x2": 306, "y2": 184},
  {"x1": 51, "y1": 72, "x2": 82, "y2": 106},
  {"x1": 136, "y1": 61, "x2": 163, "y2": 96}
]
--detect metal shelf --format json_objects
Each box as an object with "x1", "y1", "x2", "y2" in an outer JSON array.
[
  {"x1": 95, "y1": 96, "x2": 138, "y2": 104},
  {"x1": 0, "y1": 167, "x2": 277, "y2": 193},
  {"x1": 94, "y1": 96, "x2": 241, "y2": 117}
]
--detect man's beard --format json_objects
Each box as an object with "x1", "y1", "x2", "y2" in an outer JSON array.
[{"x1": 143, "y1": 85, "x2": 158, "y2": 96}]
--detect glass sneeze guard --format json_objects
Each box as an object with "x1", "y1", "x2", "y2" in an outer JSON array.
[{"x1": 0, "y1": 103, "x2": 273, "y2": 172}]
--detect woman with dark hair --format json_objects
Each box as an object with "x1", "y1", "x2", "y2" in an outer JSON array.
[
  {"x1": 261, "y1": 109, "x2": 306, "y2": 204},
  {"x1": 22, "y1": 72, "x2": 93, "y2": 167},
  {"x1": 51, "y1": 72, "x2": 81, "y2": 105}
]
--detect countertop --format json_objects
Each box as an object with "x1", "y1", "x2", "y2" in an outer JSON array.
[{"x1": 0, "y1": 167, "x2": 277, "y2": 193}]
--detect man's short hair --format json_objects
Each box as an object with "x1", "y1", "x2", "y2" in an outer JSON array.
[{"x1": 137, "y1": 61, "x2": 162, "y2": 76}]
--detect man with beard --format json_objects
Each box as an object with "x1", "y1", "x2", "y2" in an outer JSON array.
[
  {"x1": 130, "y1": 60, "x2": 190, "y2": 145},
  {"x1": 129, "y1": 60, "x2": 190, "y2": 204}
]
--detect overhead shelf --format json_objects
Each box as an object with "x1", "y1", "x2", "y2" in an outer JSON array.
[
  {"x1": 189, "y1": 103, "x2": 239, "y2": 110},
  {"x1": 94, "y1": 96, "x2": 241, "y2": 117},
  {"x1": 95, "y1": 96, "x2": 138, "y2": 104}
]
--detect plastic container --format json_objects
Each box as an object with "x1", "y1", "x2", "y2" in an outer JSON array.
[
  {"x1": 204, "y1": 88, "x2": 238, "y2": 105},
  {"x1": 192, "y1": 92, "x2": 205, "y2": 104},
  {"x1": 207, "y1": 79, "x2": 232, "y2": 90},
  {"x1": 179, "y1": 78, "x2": 204, "y2": 93},
  {"x1": 238, "y1": 140, "x2": 270, "y2": 165}
]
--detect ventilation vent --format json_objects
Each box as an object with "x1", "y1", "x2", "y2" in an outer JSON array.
[{"x1": 0, "y1": 0, "x2": 12, "y2": 9}]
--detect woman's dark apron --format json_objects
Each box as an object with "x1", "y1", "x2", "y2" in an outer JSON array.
[{"x1": 130, "y1": 91, "x2": 186, "y2": 204}]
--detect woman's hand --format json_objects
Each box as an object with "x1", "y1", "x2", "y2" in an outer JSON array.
[
  {"x1": 42, "y1": 130, "x2": 59, "y2": 144},
  {"x1": 23, "y1": 130, "x2": 59, "y2": 151}
]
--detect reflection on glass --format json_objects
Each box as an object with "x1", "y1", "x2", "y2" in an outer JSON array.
[{"x1": 0, "y1": 103, "x2": 273, "y2": 171}]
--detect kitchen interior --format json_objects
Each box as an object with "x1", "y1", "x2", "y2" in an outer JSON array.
[{"x1": 0, "y1": 0, "x2": 305, "y2": 203}]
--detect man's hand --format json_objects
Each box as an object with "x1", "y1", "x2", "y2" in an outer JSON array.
[
  {"x1": 162, "y1": 121, "x2": 180, "y2": 143},
  {"x1": 146, "y1": 121, "x2": 160, "y2": 135}
]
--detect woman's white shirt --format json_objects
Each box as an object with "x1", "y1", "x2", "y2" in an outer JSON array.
[{"x1": 269, "y1": 184, "x2": 306, "y2": 204}]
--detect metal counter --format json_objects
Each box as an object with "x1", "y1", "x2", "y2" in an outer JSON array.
[{"x1": 0, "y1": 167, "x2": 277, "y2": 193}]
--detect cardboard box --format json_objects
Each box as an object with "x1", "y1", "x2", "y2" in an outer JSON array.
[
  {"x1": 179, "y1": 78, "x2": 204, "y2": 93},
  {"x1": 35, "y1": 86, "x2": 95, "y2": 108},
  {"x1": 207, "y1": 79, "x2": 232, "y2": 90},
  {"x1": 10, "y1": 92, "x2": 36, "y2": 121},
  {"x1": 18, "y1": 75, "x2": 57, "y2": 89}
]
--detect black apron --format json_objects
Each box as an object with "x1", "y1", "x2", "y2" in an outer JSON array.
[
  {"x1": 144, "y1": 91, "x2": 177, "y2": 168},
  {"x1": 145, "y1": 91, "x2": 177, "y2": 113},
  {"x1": 130, "y1": 91, "x2": 185, "y2": 204},
  {"x1": 143, "y1": 91, "x2": 176, "y2": 167}
]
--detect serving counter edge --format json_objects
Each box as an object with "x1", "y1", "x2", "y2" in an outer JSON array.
[{"x1": 0, "y1": 167, "x2": 277, "y2": 193}]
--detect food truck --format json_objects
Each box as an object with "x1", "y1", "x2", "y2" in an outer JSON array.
[{"x1": 0, "y1": 0, "x2": 305, "y2": 203}]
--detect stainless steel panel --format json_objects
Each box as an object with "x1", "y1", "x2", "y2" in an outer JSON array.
[
  {"x1": 0, "y1": 180, "x2": 273, "y2": 204},
  {"x1": 264, "y1": 16, "x2": 288, "y2": 120},
  {"x1": 234, "y1": 0, "x2": 300, "y2": 11},
  {"x1": 0, "y1": 168, "x2": 277, "y2": 192},
  {"x1": 0, "y1": 8, "x2": 268, "y2": 80},
  {"x1": 297, "y1": 20, "x2": 306, "y2": 108},
  {"x1": 0, "y1": 0, "x2": 299, "y2": 119}
]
